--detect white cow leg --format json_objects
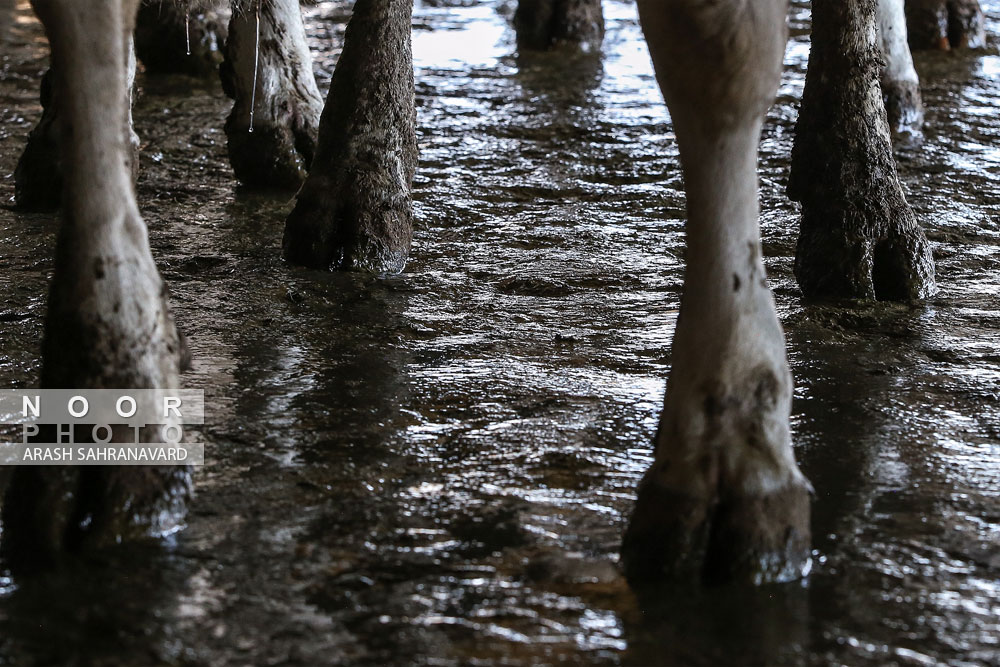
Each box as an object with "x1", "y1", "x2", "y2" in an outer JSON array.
[
  {"x1": 2, "y1": 0, "x2": 189, "y2": 571},
  {"x1": 878, "y1": 0, "x2": 924, "y2": 138},
  {"x1": 622, "y1": 0, "x2": 812, "y2": 584},
  {"x1": 221, "y1": 0, "x2": 323, "y2": 189},
  {"x1": 30, "y1": 0, "x2": 180, "y2": 391}
]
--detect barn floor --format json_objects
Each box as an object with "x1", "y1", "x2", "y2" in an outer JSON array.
[{"x1": 1, "y1": 0, "x2": 998, "y2": 664}]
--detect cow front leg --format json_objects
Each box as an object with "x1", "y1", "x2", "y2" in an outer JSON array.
[
  {"x1": 283, "y1": 0, "x2": 417, "y2": 273},
  {"x1": 2, "y1": 0, "x2": 189, "y2": 571},
  {"x1": 220, "y1": 0, "x2": 322, "y2": 189},
  {"x1": 790, "y1": 0, "x2": 935, "y2": 301},
  {"x1": 622, "y1": 0, "x2": 812, "y2": 584},
  {"x1": 878, "y1": 0, "x2": 924, "y2": 138}
]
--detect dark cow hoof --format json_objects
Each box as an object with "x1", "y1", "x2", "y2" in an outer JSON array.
[
  {"x1": 622, "y1": 475, "x2": 812, "y2": 586},
  {"x1": 1, "y1": 463, "x2": 191, "y2": 573}
]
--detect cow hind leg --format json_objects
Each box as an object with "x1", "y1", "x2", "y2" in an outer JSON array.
[
  {"x1": 14, "y1": 35, "x2": 140, "y2": 211},
  {"x1": 879, "y1": 0, "x2": 924, "y2": 139},
  {"x1": 946, "y1": 0, "x2": 987, "y2": 49},
  {"x1": 905, "y1": 0, "x2": 986, "y2": 50},
  {"x1": 622, "y1": 0, "x2": 812, "y2": 585},
  {"x1": 220, "y1": 0, "x2": 322, "y2": 190},
  {"x1": 13, "y1": 67, "x2": 61, "y2": 211}
]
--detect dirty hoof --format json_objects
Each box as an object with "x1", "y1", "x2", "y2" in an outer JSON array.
[
  {"x1": 514, "y1": 0, "x2": 605, "y2": 52},
  {"x1": 1, "y1": 461, "x2": 191, "y2": 573},
  {"x1": 224, "y1": 119, "x2": 316, "y2": 190},
  {"x1": 794, "y1": 211, "x2": 937, "y2": 301},
  {"x1": 621, "y1": 477, "x2": 812, "y2": 586},
  {"x1": 282, "y1": 181, "x2": 412, "y2": 274},
  {"x1": 791, "y1": 105, "x2": 937, "y2": 303}
]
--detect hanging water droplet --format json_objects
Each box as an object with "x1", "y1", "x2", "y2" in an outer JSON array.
[
  {"x1": 185, "y1": 3, "x2": 191, "y2": 56},
  {"x1": 249, "y1": 0, "x2": 260, "y2": 133}
]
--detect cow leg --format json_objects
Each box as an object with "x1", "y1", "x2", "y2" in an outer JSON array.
[
  {"x1": 134, "y1": 0, "x2": 229, "y2": 77},
  {"x1": 622, "y1": 0, "x2": 812, "y2": 584},
  {"x1": 15, "y1": 37, "x2": 140, "y2": 211},
  {"x1": 905, "y1": 0, "x2": 986, "y2": 50},
  {"x1": 2, "y1": 0, "x2": 189, "y2": 571},
  {"x1": 514, "y1": 0, "x2": 604, "y2": 52},
  {"x1": 283, "y1": 0, "x2": 416, "y2": 273},
  {"x1": 906, "y1": 0, "x2": 951, "y2": 49},
  {"x1": 878, "y1": 0, "x2": 924, "y2": 138},
  {"x1": 946, "y1": 0, "x2": 986, "y2": 48},
  {"x1": 789, "y1": 0, "x2": 935, "y2": 300},
  {"x1": 13, "y1": 67, "x2": 61, "y2": 211},
  {"x1": 220, "y1": 0, "x2": 322, "y2": 190}
]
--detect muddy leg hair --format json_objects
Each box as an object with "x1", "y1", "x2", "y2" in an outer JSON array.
[
  {"x1": 622, "y1": 0, "x2": 812, "y2": 584},
  {"x1": 2, "y1": 0, "x2": 190, "y2": 571}
]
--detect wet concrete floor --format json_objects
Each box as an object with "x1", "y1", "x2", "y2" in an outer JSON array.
[{"x1": 0, "y1": 1, "x2": 998, "y2": 664}]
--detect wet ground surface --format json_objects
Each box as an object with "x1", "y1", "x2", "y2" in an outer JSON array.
[{"x1": 1, "y1": 0, "x2": 999, "y2": 664}]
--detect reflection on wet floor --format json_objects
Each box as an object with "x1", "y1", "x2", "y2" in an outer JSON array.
[{"x1": 0, "y1": 0, "x2": 999, "y2": 664}]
